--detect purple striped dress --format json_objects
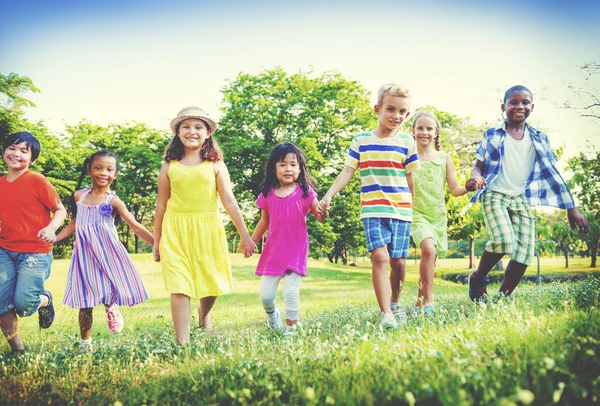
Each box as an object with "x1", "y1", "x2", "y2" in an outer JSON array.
[{"x1": 63, "y1": 188, "x2": 149, "y2": 308}]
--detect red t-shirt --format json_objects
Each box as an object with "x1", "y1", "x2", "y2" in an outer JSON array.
[{"x1": 0, "y1": 170, "x2": 62, "y2": 253}]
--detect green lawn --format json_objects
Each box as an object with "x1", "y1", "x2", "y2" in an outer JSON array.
[{"x1": 1, "y1": 254, "x2": 599, "y2": 405}]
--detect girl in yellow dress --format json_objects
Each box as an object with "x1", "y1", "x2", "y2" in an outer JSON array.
[{"x1": 154, "y1": 106, "x2": 255, "y2": 345}]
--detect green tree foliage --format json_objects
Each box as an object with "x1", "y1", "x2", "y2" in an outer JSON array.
[
  {"x1": 218, "y1": 68, "x2": 375, "y2": 261},
  {"x1": 0, "y1": 72, "x2": 40, "y2": 139}
]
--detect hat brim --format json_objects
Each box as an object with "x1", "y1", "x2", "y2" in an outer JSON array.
[{"x1": 170, "y1": 115, "x2": 218, "y2": 134}]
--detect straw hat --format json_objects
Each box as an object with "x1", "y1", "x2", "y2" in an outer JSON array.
[{"x1": 169, "y1": 106, "x2": 218, "y2": 134}]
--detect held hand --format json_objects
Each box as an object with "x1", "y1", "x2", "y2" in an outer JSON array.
[
  {"x1": 567, "y1": 208, "x2": 589, "y2": 233},
  {"x1": 465, "y1": 176, "x2": 486, "y2": 192},
  {"x1": 153, "y1": 243, "x2": 161, "y2": 262},
  {"x1": 37, "y1": 226, "x2": 57, "y2": 243},
  {"x1": 317, "y1": 197, "x2": 332, "y2": 215},
  {"x1": 238, "y1": 236, "x2": 256, "y2": 258}
]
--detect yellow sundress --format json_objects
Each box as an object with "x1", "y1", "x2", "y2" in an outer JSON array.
[{"x1": 160, "y1": 160, "x2": 232, "y2": 297}]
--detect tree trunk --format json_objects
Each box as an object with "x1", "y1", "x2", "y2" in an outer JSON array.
[
  {"x1": 560, "y1": 243, "x2": 569, "y2": 268},
  {"x1": 590, "y1": 239, "x2": 598, "y2": 268},
  {"x1": 134, "y1": 234, "x2": 139, "y2": 254},
  {"x1": 494, "y1": 260, "x2": 504, "y2": 271},
  {"x1": 469, "y1": 236, "x2": 475, "y2": 269}
]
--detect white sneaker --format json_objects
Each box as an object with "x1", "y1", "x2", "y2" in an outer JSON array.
[
  {"x1": 392, "y1": 305, "x2": 407, "y2": 326},
  {"x1": 283, "y1": 325, "x2": 297, "y2": 338},
  {"x1": 267, "y1": 307, "x2": 283, "y2": 330},
  {"x1": 380, "y1": 312, "x2": 398, "y2": 329}
]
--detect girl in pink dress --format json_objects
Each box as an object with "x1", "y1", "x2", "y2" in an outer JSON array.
[{"x1": 250, "y1": 143, "x2": 327, "y2": 336}]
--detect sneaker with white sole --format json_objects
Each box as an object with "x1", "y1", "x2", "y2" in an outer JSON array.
[
  {"x1": 380, "y1": 312, "x2": 398, "y2": 329},
  {"x1": 392, "y1": 305, "x2": 407, "y2": 326},
  {"x1": 267, "y1": 307, "x2": 283, "y2": 330},
  {"x1": 106, "y1": 304, "x2": 124, "y2": 334}
]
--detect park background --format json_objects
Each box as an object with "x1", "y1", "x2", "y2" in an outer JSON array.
[{"x1": 1, "y1": 0, "x2": 600, "y2": 405}]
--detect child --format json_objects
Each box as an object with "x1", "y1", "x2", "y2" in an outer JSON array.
[
  {"x1": 154, "y1": 106, "x2": 255, "y2": 345},
  {"x1": 250, "y1": 143, "x2": 327, "y2": 336},
  {"x1": 465, "y1": 85, "x2": 589, "y2": 301},
  {"x1": 0, "y1": 132, "x2": 67, "y2": 352},
  {"x1": 56, "y1": 151, "x2": 153, "y2": 350},
  {"x1": 410, "y1": 111, "x2": 468, "y2": 313},
  {"x1": 318, "y1": 84, "x2": 420, "y2": 329}
]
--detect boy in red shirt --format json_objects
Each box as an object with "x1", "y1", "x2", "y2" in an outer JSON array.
[{"x1": 0, "y1": 132, "x2": 67, "y2": 352}]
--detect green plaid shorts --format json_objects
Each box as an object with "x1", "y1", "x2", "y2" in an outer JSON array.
[{"x1": 481, "y1": 189, "x2": 535, "y2": 265}]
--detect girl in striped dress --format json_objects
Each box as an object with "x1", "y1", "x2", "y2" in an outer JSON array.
[{"x1": 56, "y1": 151, "x2": 153, "y2": 350}]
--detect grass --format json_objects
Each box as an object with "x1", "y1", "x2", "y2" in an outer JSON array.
[{"x1": 1, "y1": 254, "x2": 599, "y2": 405}]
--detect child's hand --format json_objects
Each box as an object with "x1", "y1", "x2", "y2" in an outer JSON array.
[
  {"x1": 238, "y1": 237, "x2": 256, "y2": 258},
  {"x1": 153, "y1": 243, "x2": 161, "y2": 262},
  {"x1": 465, "y1": 176, "x2": 486, "y2": 192},
  {"x1": 567, "y1": 208, "x2": 589, "y2": 233},
  {"x1": 317, "y1": 197, "x2": 332, "y2": 214},
  {"x1": 38, "y1": 226, "x2": 57, "y2": 243}
]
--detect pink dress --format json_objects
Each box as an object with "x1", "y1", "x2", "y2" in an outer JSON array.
[{"x1": 255, "y1": 185, "x2": 317, "y2": 277}]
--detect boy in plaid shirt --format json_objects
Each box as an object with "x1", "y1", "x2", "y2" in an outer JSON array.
[{"x1": 465, "y1": 85, "x2": 588, "y2": 301}]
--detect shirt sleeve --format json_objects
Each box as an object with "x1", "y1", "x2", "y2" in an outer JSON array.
[
  {"x1": 343, "y1": 136, "x2": 360, "y2": 170},
  {"x1": 404, "y1": 138, "x2": 420, "y2": 174},
  {"x1": 474, "y1": 131, "x2": 488, "y2": 163},
  {"x1": 256, "y1": 192, "x2": 267, "y2": 210},
  {"x1": 303, "y1": 187, "x2": 318, "y2": 215},
  {"x1": 37, "y1": 176, "x2": 62, "y2": 210}
]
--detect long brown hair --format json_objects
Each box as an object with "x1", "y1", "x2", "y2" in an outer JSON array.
[{"x1": 164, "y1": 119, "x2": 223, "y2": 162}]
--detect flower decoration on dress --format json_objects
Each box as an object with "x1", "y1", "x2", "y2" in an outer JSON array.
[{"x1": 99, "y1": 203, "x2": 113, "y2": 216}]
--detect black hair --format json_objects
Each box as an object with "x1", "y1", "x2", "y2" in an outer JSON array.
[
  {"x1": 70, "y1": 151, "x2": 121, "y2": 224},
  {"x1": 259, "y1": 142, "x2": 316, "y2": 199},
  {"x1": 503, "y1": 85, "x2": 533, "y2": 104},
  {"x1": 2, "y1": 132, "x2": 41, "y2": 162}
]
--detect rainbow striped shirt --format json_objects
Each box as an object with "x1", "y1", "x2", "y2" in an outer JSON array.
[{"x1": 345, "y1": 131, "x2": 420, "y2": 221}]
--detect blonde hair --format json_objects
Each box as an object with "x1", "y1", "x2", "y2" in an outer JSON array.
[
  {"x1": 377, "y1": 83, "x2": 410, "y2": 106},
  {"x1": 412, "y1": 110, "x2": 442, "y2": 151}
]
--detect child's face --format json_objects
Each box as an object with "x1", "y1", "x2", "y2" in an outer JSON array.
[
  {"x1": 177, "y1": 118, "x2": 211, "y2": 150},
  {"x1": 275, "y1": 153, "x2": 300, "y2": 187},
  {"x1": 502, "y1": 90, "x2": 534, "y2": 124},
  {"x1": 88, "y1": 156, "x2": 118, "y2": 188},
  {"x1": 413, "y1": 116, "x2": 439, "y2": 148},
  {"x1": 2, "y1": 141, "x2": 34, "y2": 172},
  {"x1": 374, "y1": 95, "x2": 411, "y2": 132}
]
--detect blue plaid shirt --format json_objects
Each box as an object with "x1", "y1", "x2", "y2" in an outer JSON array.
[{"x1": 470, "y1": 123, "x2": 575, "y2": 209}]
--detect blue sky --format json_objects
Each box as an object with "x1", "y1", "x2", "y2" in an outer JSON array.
[{"x1": 1, "y1": 0, "x2": 599, "y2": 161}]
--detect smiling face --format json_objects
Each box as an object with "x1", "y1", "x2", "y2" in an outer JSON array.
[
  {"x1": 502, "y1": 90, "x2": 534, "y2": 124},
  {"x1": 2, "y1": 141, "x2": 34, "y2": 173},
  {"x1": 177, "y1": 118, "x2": 211, "y2": 151},
  {"x1": 412, "y1": 115, "x2": 440, "y2": 148},
  {"x1": 275, "y1": 152, "x2": 300, "y2": 187},
  {"x1": 374, "y1": 95, "x2": 411, "y2": 135},
  {"x1": 88, "y1": 155, "x2": 118, "y2": 188}
]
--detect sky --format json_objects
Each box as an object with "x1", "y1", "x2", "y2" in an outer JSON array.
[{"x1": 1, "y1": 0, "x2": 599, "y2": 165}]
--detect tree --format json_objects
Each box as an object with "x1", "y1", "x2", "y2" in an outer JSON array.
[
  {"x1": 218, "y1": 67, "x2": 375, "y2": 262},
  {"x1": 0, "y1": 72, "x2": 40, "y2": 140}
]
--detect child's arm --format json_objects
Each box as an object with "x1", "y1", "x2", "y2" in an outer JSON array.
[
  {"x1": 215, "y1": 161, "x2": 256, "y2": 256},
  {"x1": 445, "y1": 154, "x2": 468, "y2": 197},
  {"x1": 55, "y1": 220, "x2": 76, "y2": 243},
  {"x1": 317, "y1": 166, "x2": 356, "y2": 214},
  {"x1": 465, "y1": 160, "x2": 487, "y2": 192},
  {"x1": 310, "y1": 198, "x2": 328, "y2": 223},
  {"x1": 111, "y1": 196, "x2": 154, "y2": 245},
  {"x1": 407, "y1": 172, "x2": 414, "y2": 198},
  {"x1": 38, "y1": 203, "x2": 67, "y2": 243},
  {"x1": 153, "y1": 162, "x2": 170, "y2": 262},
  {"x1": 251, "y1": 209, "x2": 270, "y2": 243}
]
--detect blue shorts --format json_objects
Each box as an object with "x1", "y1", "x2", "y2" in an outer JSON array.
[
  {"x1": 363, "y1": 218, "x2": 411, "y2": 258},
  {"x1": 0, "y1": 246, "x2": 53, "y2": 317}
]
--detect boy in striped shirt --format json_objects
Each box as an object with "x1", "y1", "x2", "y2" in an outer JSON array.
[{"x1": 318, "y1": 84, "x2": 419, "y2": 329}]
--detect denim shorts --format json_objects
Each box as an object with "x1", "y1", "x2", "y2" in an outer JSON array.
[
  {"x1": 0, "y1": 246, "x2": 53, "y2": 317},
  {"x1": 363, "y1": 217, "x2": 411, "y2": 258}
]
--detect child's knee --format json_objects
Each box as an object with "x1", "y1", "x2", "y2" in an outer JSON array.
[{"x1": 260, "y1": 291, "x2": 277, "y2": 311}]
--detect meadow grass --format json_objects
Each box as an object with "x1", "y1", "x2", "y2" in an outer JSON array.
[{"x1": 1, "y1": 254, "x2": 599, "y2": 405}]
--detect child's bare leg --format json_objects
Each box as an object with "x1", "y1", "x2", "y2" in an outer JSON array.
[
  {"x1": 389, "y1": 257, "x2": 406, "y2": 303},
  {"x1": 371, "y1": 246, "x2": 392, "y2": 313},
  {"x1": 198, "y1": 296, "x2": 216, "y2": 333},
  {"x1": 0, "y1": 309, "x2": 24, "y2": 352},
  {"x1": 79, "y1": 308, "x2": 93, "y2": 340},
  {"x1": 170, "y1": 293, "x2": 191, "y2": 345},
  {"x1": 499, "y1": 261, "x2": 528, "y2": 295},
  {"x1": 417, "y1": 238, "x2": 436, "y2": 308},
  {"x1": 474, "y1": 250, "x2": 504, "y2": 278}
]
